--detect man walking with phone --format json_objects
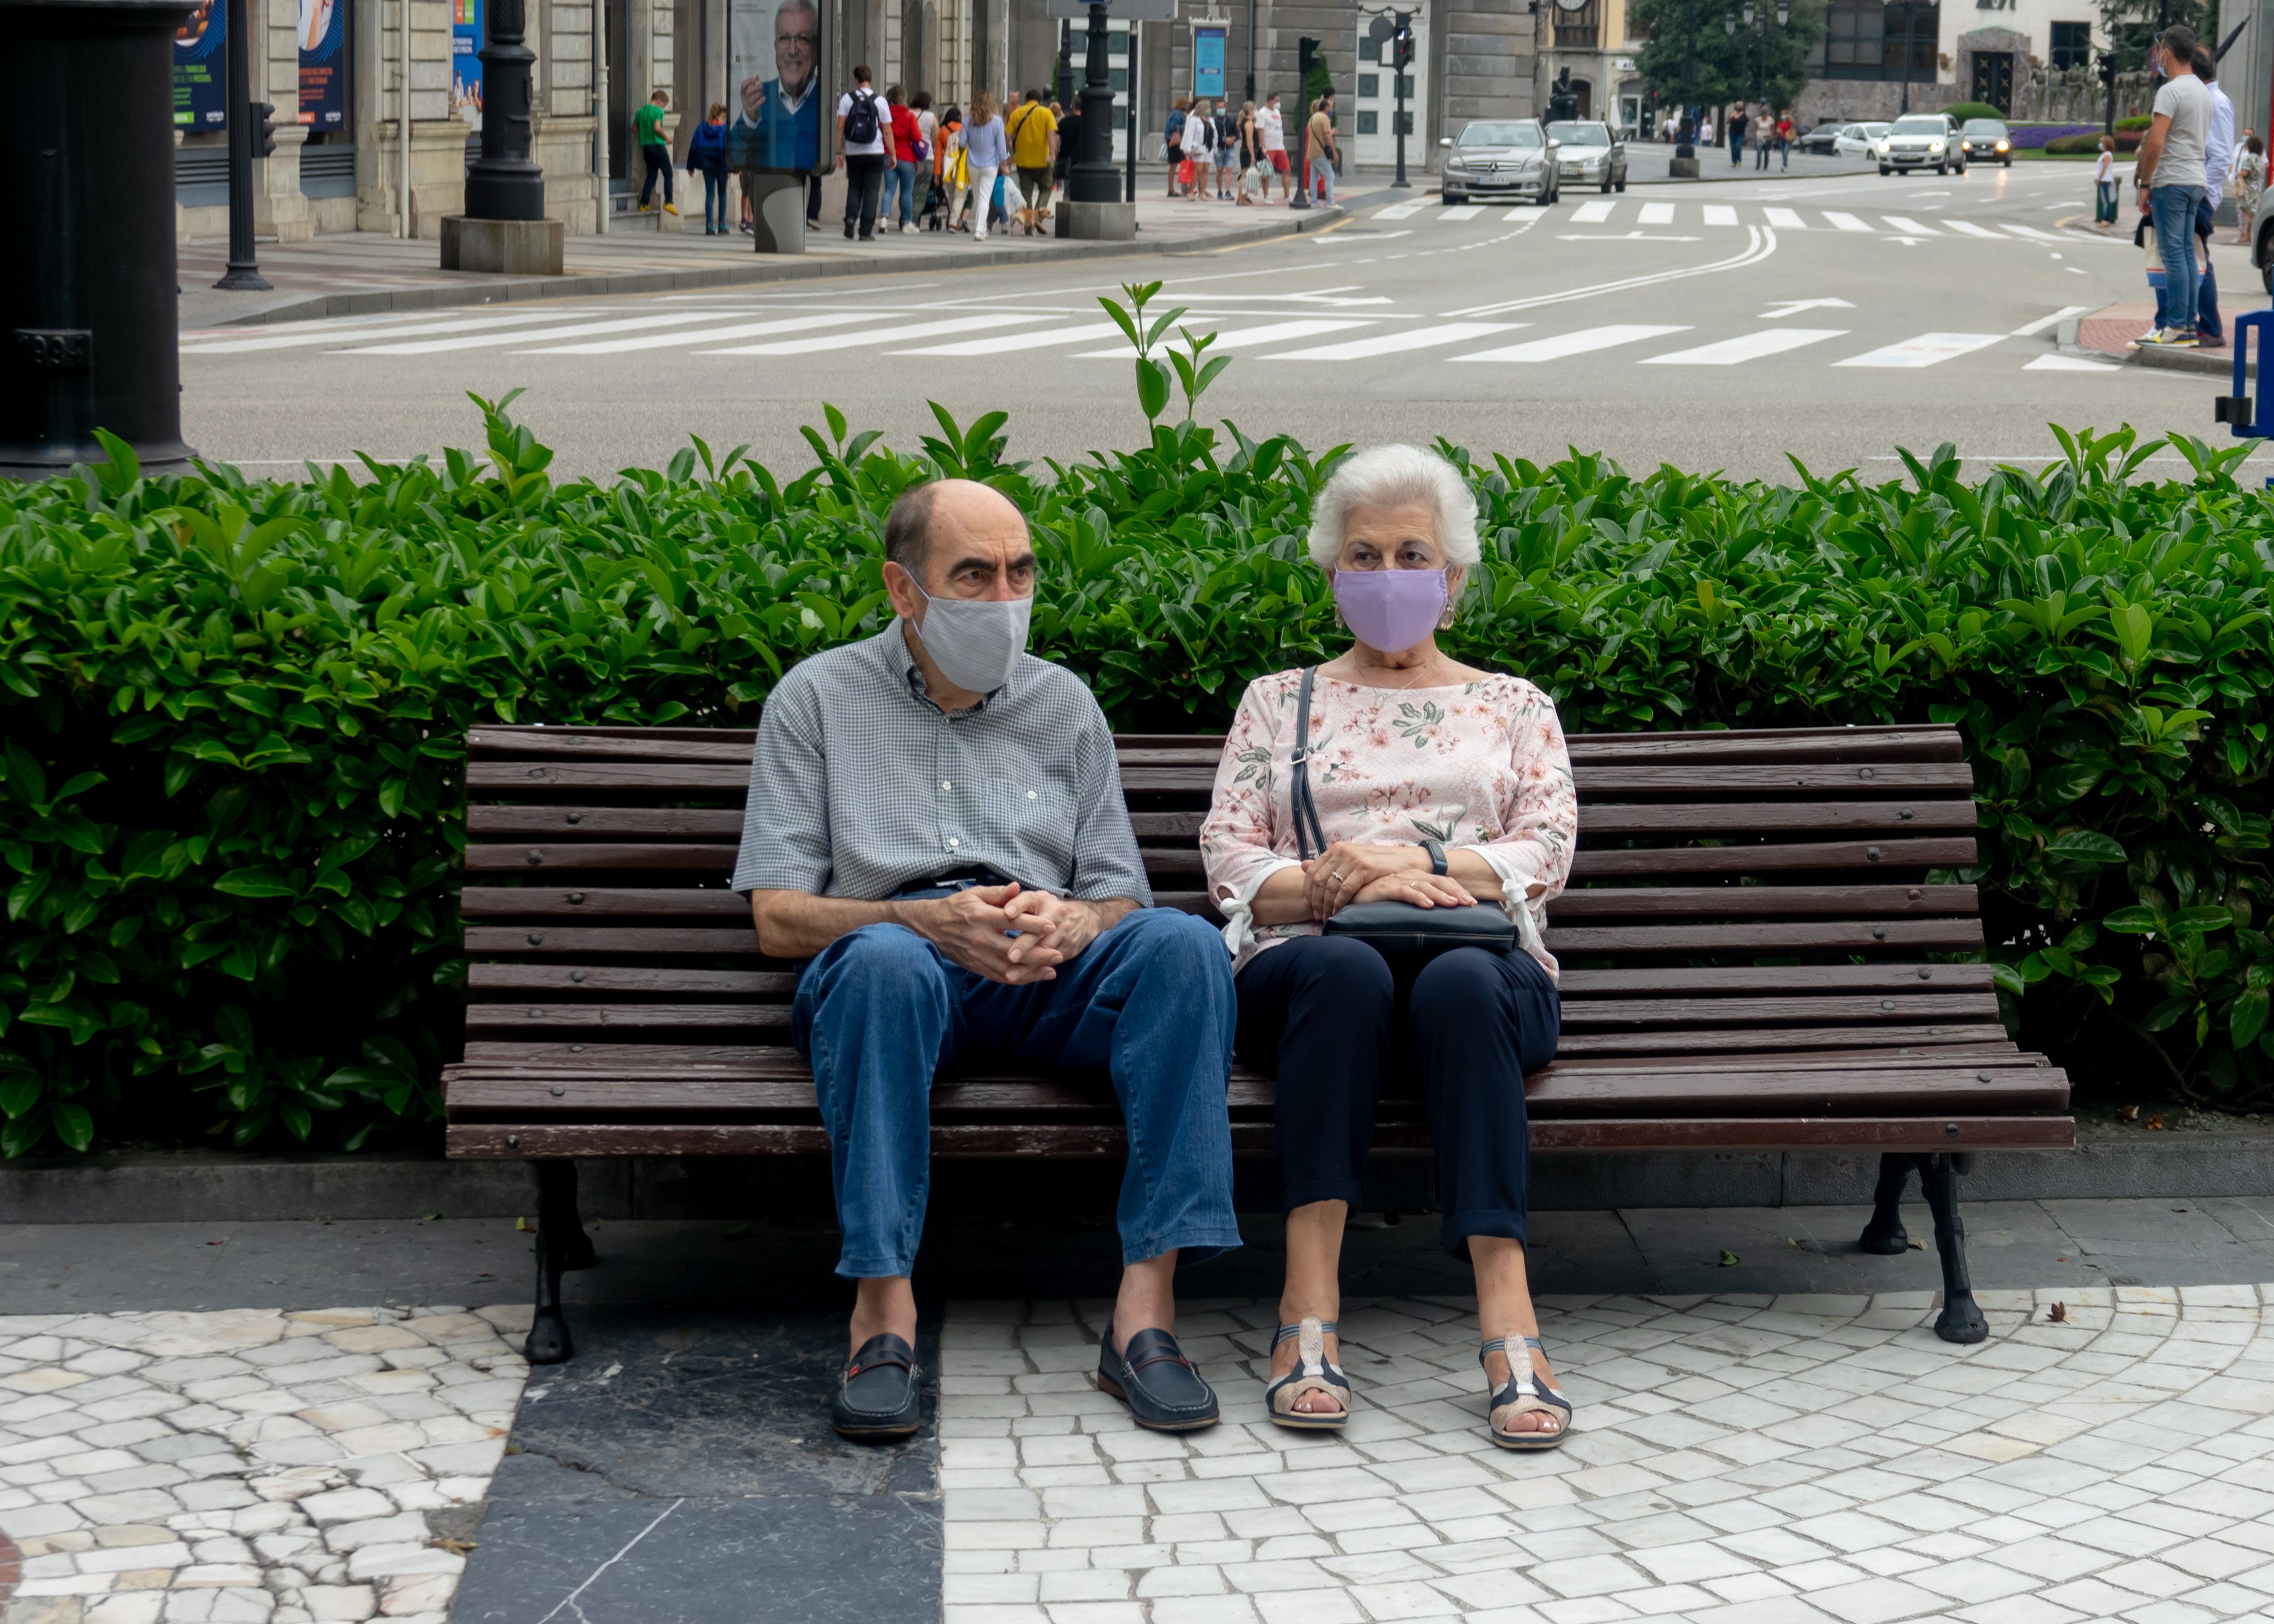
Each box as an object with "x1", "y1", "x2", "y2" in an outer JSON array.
[{"x1": 2134, "y1": 25, "x2": 2211, "y2": 346}]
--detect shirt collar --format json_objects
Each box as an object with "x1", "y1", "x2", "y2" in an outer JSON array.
[{"x1": 879, "y1": 619, "x2": 1008, "y2": 713}]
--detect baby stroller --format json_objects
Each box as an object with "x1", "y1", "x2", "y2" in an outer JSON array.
[{"x1": 917, "y1": 175, "x2": 947, "y2": 231}]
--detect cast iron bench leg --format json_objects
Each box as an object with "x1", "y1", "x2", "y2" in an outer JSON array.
[
  {"x1": 1858, "y1": 1152, "x2": 1912, "y2": 1254},
  {"x1": 1918, "y1": 1151, "x2": 1987, "y2": 1344},
  {"x1": 525, "y1": 1160, "x2": 581, "y2": 1365}
]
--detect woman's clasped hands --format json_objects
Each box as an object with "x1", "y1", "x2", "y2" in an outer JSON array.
[{"x1": 1299, "y1": 840, "x2": 1478, "y2": 920}]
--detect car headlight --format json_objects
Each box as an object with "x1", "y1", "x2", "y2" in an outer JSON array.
[
  {"x1": 1996, "y1": 140, "x2": 2009, "y2": 151},
  {"x1": 1876, "y1": 140, "x2": 1890, "y2": 154},
  {"x1": 1929, "y1": 140, "x2": 1945, "y2": 153},
  {"x1": 1444, "y1": 157, "x2": 1466, "y2": 172}
]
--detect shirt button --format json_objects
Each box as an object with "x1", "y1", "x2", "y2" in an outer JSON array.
[
  {"x1": 947, "y1": 838, "x2": 960, "y2": 848},
  {"x1": 1026, "y1": 790, "x2": 1038, "y2": 800},
  {"x1": 941, "y1": 780, "x2": 952, "y2": 791}
]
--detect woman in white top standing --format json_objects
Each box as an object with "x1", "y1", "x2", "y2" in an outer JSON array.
[
  {"x1": 962, "y1": 91, "x2": 1007, "y2": 242},
  {"x1": 2235, "y1": 133, "x2": 2265, "y2": 244},
  {"x1": 2095, "y1": 135, "x2": 2119, "y2": 230},
  {"x1": 1182, "y1": 98, "x2": 1214, "y2": 198}
]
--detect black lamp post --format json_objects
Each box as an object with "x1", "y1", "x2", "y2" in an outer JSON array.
[
  {"x1": 214, "y1": 0, "x2": 272, "y2": 290},
  {"x1": 1068, "y1": 0, "x2": 1118, "y2": 203},
  {"x1": 463, "y1": 0, "x2": 544, "y2": 219},
  {"x1": 1, "y1": 0, "x2": 199, "y2": 478}
]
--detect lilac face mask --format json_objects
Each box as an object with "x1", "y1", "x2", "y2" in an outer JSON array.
[{"x1": 1334, "y1": 568, "x2": 1449, "y2": 654}]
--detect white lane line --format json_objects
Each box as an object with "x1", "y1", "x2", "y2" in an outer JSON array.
[
  {"x1": 2010, "y1": 305, "x2": 2090, "y2": 338},
  {"x1": 1374, "y1": 201, "x2": 1429, "y2": 220},
  {"x1": 1764, "y1": 207, "x2": 1808, "y2": 229},
  {"x1": 2025, "y1": 353, "x2": 2122, "y2": 371},
  {"x1": 1883, "y1": 216, "x2": 1938, "y2": 235},
  {"x1": 1439, "y1": 205, "x2": 1485, "y2": 221},
  {"x1": 341, "y1": 311, "x2": 727, "y2": 355},
  {"x1": 1822, "y1": 211, "x2": 1874, "y2": 232},
  {"x1": 179, "y1": 309, "x2": 473, "y2": 343},
  {"x1": 1448, "y1": 225, "x2": 1776, "y2": 318},
  {"x1": 1703, "y1": 204, "x2": 1740, "y2": 227},
  {"x1": 180, "y1": 310, "x2": 597, "y2": 354},
  {"x1": 1942, "y1": 219, "x2": 2004, "y2": 238},
  {"x1": 1638, "y1": 202, "x2": 1675, "y2": 225},
  {"x1": 1265, "y1": 321, "x2": 1523, "y2": 361},
  {"x1": 1460, "y1": 324, "x2": 1691, "y2": 363},
  {"x1": 1072, "y1": 318, "x2": 1372, "y2": 357},
  {"x1": 1834, "y1": 331, "x2": 2007, "y2": 367},
  {"x1": 529, "y1": 312, "x2": 873, "y2": 353},
  {"x1": 1641, "y1": 327, "x2": 1846, "y2": 366},
  {"x1": 705, "y1": 313, "x2": 1044, "y2": 354},
  {"x1": 894, "y1": 321, "x2": 1131, "y2": 356},
  {"x1": 2003, "y1": 223, "x2": 2067, "y2": 242},
  {"x1": 1570, "y1": 199, "x2": 1617, "y2": 223}
]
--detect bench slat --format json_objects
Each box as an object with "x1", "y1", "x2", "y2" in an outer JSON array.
[
  {"x1": 465, "y1": 844, "x2": 739, "y2": 873},
  {"x1": 467, "y1": 807, "x2": 747, "y2": 839},
  {"x1": 1578, "y1": 801, "x2": 1978, "y2": 836},
  {"x1": 1552, "y1": 885, "x2": 1978, "y2": 918},
  {"x1": 466, "y1": 1003, "x2": 792, "y2": 1030},
  {"x1": 460, "y1": 888, "x2": 748, "y2": 919},
  {"x1": 446, "y1": 1114, "x2": 2076, "y2": 1159},
  {"x1": 1558, "y1": 964, "x2": 1995, "y2": 994},
  {"x1": 1560, "y1": 993, "x2": 1999, "y2": 1027},
  {"x1": 465, "y1": 927, "x2": 766, "y2": 956},
  {"x1": 1554, "y1": 1022, "x2": 2011, "y2": 1054},
  {"x1": 468, "y1": 966, "x2": 800, "y2": 995},
  {"x1": 1545, "y1": 920, "x2": 1984, "y2": 953},
  {"x1": 1569, "y1": 839, "x2": 1975, "y2": 877}
]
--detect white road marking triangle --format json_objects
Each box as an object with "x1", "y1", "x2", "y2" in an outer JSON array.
[
  {"x1": 1834, "y1": 332, "x2": 2006, "y2": 367},
  {"x1": 1570, "y1": 199, "x2": 1616, "y2": 224},
  {"x1": 1072, "y1": 319, "x2": 1371, "y2": 357},
  {"x1": 704, "y1": 313, "x2": 1043, "y2": 354},
  {"x1": 342, "y1": 312, "x2": 726, "y2": 355},
  {"x1": 525, "y1": 312, "x2": 872, "y2": 354},
  {"x1": 1265, "y1": 321, "x2": 1523, "y2": 361},
  {"x1": 894, "y1": 321, "x2": 1130, "y2": 356},
  {"x1": 1460, "y1": 324, "x2": 1691, "y2": 363},
  {"x1": 1641, "y1": 327, "x2": 1846, "y2": 366},
  {"x1": 2009, "y1": 305, "x2": 2089, "y2": 337}
]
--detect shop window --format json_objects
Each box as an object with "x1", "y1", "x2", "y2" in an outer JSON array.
[{"x1": 2049, "y1": 20, "x2": 2090, "y2": 70}]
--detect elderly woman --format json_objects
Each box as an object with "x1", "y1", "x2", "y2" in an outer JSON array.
[{"x1": 1200, "y1": 444, "x2": 1577, "y2": 1450}]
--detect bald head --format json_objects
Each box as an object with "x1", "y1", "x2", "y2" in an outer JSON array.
[{"x1": 881, "y1": 479, "x2": 1034, "y2": 601}]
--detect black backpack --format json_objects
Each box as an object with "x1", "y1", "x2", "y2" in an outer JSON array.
[{"x1": 844, "y1": 88, "x2": 880, "y2": 145}]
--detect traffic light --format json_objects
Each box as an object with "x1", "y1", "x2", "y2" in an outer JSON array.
[
  {"x1": 250, "y1": 101, "x2": 277, "y2": 159},
  {"x1": 1393, "y1": 11, "x2": 1414, "y2": 70}
]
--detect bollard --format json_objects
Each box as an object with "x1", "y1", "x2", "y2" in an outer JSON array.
[
  {"x1": 2214, "y1": 308, "x2": 2272, "y2": 439},
  {"x1": 0, "y1": 0, "x2": 198, "y2": 480}
]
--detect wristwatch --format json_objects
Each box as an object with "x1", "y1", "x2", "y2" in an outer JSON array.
[{"x1": 1418, "y1": 838, "x2": 1447, "y2": 876}]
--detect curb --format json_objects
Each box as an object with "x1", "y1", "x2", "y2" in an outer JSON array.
[
  {"x1": 5, "y1": 1130, "x2": 2269, "y2": 1223},
  {"x1": 199, "y1": 206, "x2": 1349, "y2": 329}
]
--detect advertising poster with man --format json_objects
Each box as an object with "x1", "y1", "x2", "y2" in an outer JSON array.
[{"x1": 728, "y1": 0, "x2": 825, "y2": 171}]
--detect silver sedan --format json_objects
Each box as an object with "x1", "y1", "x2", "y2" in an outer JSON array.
[
  {"x1": 1546, "y1": 120, "x2": 1628, "y2": 192},
  {"x1": 1439, "y1": 120, "x2": 1561, "y2": 206}
]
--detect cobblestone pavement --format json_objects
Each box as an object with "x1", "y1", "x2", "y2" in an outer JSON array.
[
  {"x1": 0, "y1": 1307, "x2": 530, "y2": 1624},
  {"x1": 938, "y1": 1287, "x2": 2274, "y2": 1624}
]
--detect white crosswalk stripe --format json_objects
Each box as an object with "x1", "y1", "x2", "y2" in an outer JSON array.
[
  {"x1": 1458, "y1": 324, "x2": 1689, "y2": 363},
  {"x1": 1641, "y1": 328, "x2": 1846, "y2": 366},
  {"x1": 181, "y1": 309, "x2": 601, "y2": 354},
  {"x1": 2003, "y1": 223, "x2": 2066, "y2": 242},
  {"x1": 1703, "y1": 204, "x2": 1739, "y2": 227},
  {"x1": 1942, "y1": 219, "x2": 2004, "y2": 238},
  {"x1": 523, "y1": 312, "x2": 871, "y2": 354},
  {"x1": 1822, "y1": 211, "x2": 1873, "y2": 233},
  {"x1": 1265, "y1": 321, "x2": 1522, "y2": 361},
  {"x1": 1439, "y1": 205, "x2": 1484, "y2": 220},
  {"x1": 1072, "y1": 318, "x2": 1371, "y2": 357},
  {"x1": 1637, "y1": 202, "x2": 1674, "y2": 225},
  {"x1": 2026, "y1": 353, "x2": 2121, "y2": 371},
  {"x1": 704, "y1": 313, "x2": 1043, "y2": 354},
  {"x1": 342, "y1": 312, "x2": 725, "y2": 355},
  {"x1": 1373, "y1": 201, "x2": 1429, "y2": 221},
  {"x1": 1763, "y1": 207, "x2": 1808, "y2": 230},
  {"x1": 894, "y1": 321, "x2": 1130, "y2": 356},
  {"x1": 1835, "y1": 332, "x2": 2005, "y2": 367},
  {"x1": 1882, "y1": 216, "x2": 1938, "y2": 235},
  {"x1": 1570, "y1": 200, "x2": 1616, "y2": 224}
]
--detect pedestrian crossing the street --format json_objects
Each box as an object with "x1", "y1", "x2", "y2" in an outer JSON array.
[{"x1": 181, "y1": 295, "x2": 2120, "y2": 379}]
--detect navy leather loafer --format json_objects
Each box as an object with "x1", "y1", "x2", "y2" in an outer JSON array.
[
  {"x1": 831, "y1": 1332, "x2": 922, "y2": 1441},
  {"x1": 1096, "y1": 1323, "x2": 1219, "y2": 1432}
]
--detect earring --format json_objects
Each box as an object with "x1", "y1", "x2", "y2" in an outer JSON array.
[
  {"x1": 1334, "y1": 604, "x2": 1347, "y2": 630},
  {"x1": 1438, "y1": 602, "x2": 1456, "y2": 629}
]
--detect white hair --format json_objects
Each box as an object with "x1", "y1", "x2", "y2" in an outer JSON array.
[{"x1": 1305, "y1": 444, "x2": 1481, "y2": 572}]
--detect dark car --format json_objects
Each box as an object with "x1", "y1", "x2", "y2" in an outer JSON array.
[
  {"x1": 1794, "y1": 122, "x2": 1844, "y2": 156},
  {"x1": 1959, "y1": 118, "x2": 2013, "y2": 166}
]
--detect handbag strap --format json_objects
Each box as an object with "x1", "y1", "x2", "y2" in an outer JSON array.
[{"x1": 1290, "y1": 667, "x2": 1327, "y2": 863}]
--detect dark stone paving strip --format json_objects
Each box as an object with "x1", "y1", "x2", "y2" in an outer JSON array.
[{"x1": 449, "y1": 1307, "x2": 939, "y2": 1624}]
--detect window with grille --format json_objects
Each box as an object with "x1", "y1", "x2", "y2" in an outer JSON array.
[
  {"x1": 1554, "y1": 0, "x2": 1600, "y2": 49},
  {"x1": 2049, "y1": 20, "x2": 2090, "y2": 70}
]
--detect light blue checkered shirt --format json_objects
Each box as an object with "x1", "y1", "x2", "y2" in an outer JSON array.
[{"x1": 731, "y1": 623, "x2": 1152, "y2": 905}]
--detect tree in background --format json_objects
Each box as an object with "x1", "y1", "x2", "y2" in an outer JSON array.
[
  {"x1": 1633, "y1": 0, "x2": 1825, "y2": 116},
  {"x1": 2099, "y1": 0, "x2": 2214, "y2": 73},
  {"x1": 1305, "y1": 48, "x2": 1335, "y2": 116}
]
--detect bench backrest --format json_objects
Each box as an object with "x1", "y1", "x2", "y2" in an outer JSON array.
[{"x1": 458, "y1": 721, "x2": 2012, "y2": 1077}]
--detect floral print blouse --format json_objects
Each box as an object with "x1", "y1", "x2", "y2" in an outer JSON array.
[{"x1": 1200, "y1": 669, "x2": 1578, "y2": 978}]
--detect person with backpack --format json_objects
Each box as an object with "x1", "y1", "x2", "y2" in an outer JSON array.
[
  {"x1": 837, "y1": 65, "x2": 891, "y2": 241},
  {"x1": 1165, "y1": 96, "x2": 1189, "y2": 196},
  {"x1": 685, "y1": 102, "x2": 731, "y2": 235},
  {"x1": 880, "y1": 85, "x2": 925, "y2": 233}
]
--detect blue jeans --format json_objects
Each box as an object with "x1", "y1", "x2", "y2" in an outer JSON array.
[
  {"x1": 1729, "y1": 129, "x2": 1742, "y2": 165},
  {"x1": 701, "y1": 170, "x2": 726, "y2": 231},
  {"x1": 1309, "y1": 155, "x2": 1335, "y2": 204},
  {"x1": 2151, "y1": 183, "x2": 2203, "y2": 334},
  {"x1": 2195, "y1": 192, "x2": 2223, "y2": 341},
  {"x1": 794, "y1": 908, "x2": 1241, "y2": 1279},
  {"x1": 881, "y1": 158, "x2": 919, "y2": 226}
]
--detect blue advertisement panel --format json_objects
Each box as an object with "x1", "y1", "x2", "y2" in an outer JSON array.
[
  {"x1": 174, "y1": 0, "x2": 227, "y2": 131},
  {"x1": 728, "y1": 0, "x2": 827, "y2": 171},
  {"x1": 1193, "y1": 24, "x2": 1226, "y2": 99},
  {"x1": 299, "y1": 0, "x2": 348, "y2": 128},
  {"x1": 453, "y1": 0, "x2": 484, "y2": 130}
]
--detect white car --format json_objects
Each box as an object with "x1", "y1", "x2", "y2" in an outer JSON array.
[
  {"x1": 1834, "y1": 122, "x2": 1891, "y2": 157},
  {"x1": 1878, "y1": 113, "x2": 1968, "y2": 175}
]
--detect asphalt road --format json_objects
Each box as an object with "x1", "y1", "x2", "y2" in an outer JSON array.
[{"x1": 179, "y1": 163, "x2": 2264, "y2": 485}]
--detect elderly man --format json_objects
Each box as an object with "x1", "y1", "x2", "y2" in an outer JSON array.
[
  {"x1": 729, "y1": 0, "x2": 821, "y2": 170},
  {"x1": 734, "y1": 479, "x2": 1240, "y2": 1442}
]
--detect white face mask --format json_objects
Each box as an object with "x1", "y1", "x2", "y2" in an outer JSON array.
[{"x1": 908, "y1": 583, "x2": 1032, "y2": 694}]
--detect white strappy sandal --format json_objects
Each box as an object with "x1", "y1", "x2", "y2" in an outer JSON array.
[
  {"x1": 1263, "y1": 1317, "x2": 1352, "y2": 1431},
  {"x1": 1479, "y1": 1333, "x2": 1573, "y2": 1451}
]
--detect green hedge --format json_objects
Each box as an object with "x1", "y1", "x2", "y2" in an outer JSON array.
[
  {"x1": 1939, "y1": 102, "x2": 2007, "y2": 125},
  {"x1": 4, "y1": 398, "x2": 2274, "y2": 1156},
  {"x1": 2046, "y1": 131, "x2": 2139, "y2": 154}
]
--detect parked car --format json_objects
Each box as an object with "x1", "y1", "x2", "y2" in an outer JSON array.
[
  {"x1": 1834, "y1": 122, "x2": 1892, "y2": 157},
  {"x1": 1959, "y1": 118, "x2": 2013, "y2": 166},
  {"x1": 1877, "y1": 113, "x2": 1968, "y2": 175},
  {"x1": 1793, "y1": 122, "x2": 1846, "y2": 156},
  {"x1": 1546, "y1": 120, "x2": 1628, "y2": 192},
  {"x1": 1439, "y1": 120, "x2": 1561, "y2": 206}
]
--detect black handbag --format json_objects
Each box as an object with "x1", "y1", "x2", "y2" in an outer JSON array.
[{"x1": 1289, "y1": 667, "x2": 1519, "y2": 959}]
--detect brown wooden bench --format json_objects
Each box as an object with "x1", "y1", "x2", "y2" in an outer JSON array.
[{"x1": 443, "y1": 721, "x2": 2072, "y2": 1363}]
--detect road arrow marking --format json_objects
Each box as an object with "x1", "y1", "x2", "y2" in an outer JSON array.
[{"x1": 1762, "y1": 298, "x2": 1857, "y2": 319}]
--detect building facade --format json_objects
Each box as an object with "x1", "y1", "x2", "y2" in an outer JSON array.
[
  {"x1": 173, "y1": 0, "x2": 1544, "y2": 241},
  {"x1": 1790, "y1": 0, "x2": 2108, "y2": 124}
]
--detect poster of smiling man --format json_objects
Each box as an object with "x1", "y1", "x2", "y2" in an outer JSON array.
[{"x1": 728, "y1": 0, "x2": 828, "y2": 172}]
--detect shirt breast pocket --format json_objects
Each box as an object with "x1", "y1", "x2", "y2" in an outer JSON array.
[{"x1": 988, "y1": 776, "x2": 1076, "y2": 881}]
